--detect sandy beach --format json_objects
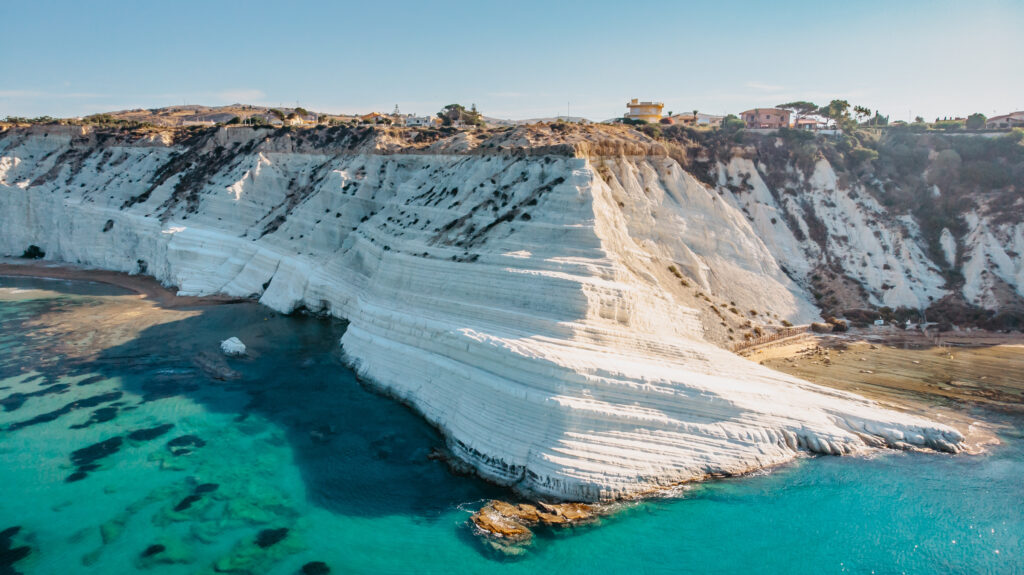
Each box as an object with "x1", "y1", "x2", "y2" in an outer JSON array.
[
  {"x1": 0, "y1": 258, "x2": 257, "y2": 367},
  {"x1": 745, "y1": 328, "x2": 1024, "y2": 449},
  {"x1": 0, "y1": 257, "x2": 247, "y2": 308}
]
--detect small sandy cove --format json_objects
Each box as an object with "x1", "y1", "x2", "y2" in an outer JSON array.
[{"x1": 0, "y1": 258, "x2": 245, "y2": 308}]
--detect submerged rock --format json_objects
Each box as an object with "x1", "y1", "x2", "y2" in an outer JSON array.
[
  {"x1": 194, "y1": 482, "x2": 219, "y2": 494},
  {"x1": 193, "y1": 353, "x2": 241, "y2": 381},
  {"x1": 220, "y1": 337, "x2": 247, "y2": 357},
  {"x1": 135, "y1": 536, "x2": 193, "y2": 568},
  {"x1": 70, "y1": 406, "x2": 119, "y2": 429},
  {"x1": 211, "y1": 525, "x2": 300, "y2": 573},
  {"x1": 75, "y1": 375, "x2": 106, "y2": 387},
  {"x1": 66, "y1": 436, "x2": 123, "y2": 480},
  {"x1": 127, "y1": 423, "x2": 175, "y2": 442},
  {"x1": 302, "y1": 561, "x2": 331, "y2": 575},
  {"x1": 141, "y1": 544, "x2": 165, "y2": 558},
  {"x1": 166, "y1": 434, "x2": 206, "y2": 456},
  {"x1": 71, "y1": 436, "x2": 124, "y2": 467},
  {"x1": 8, "y1": 390, "x2": 122, "y2": 431},
  {"x1": 172, "y1": 494, "x2": 202, "y2": 512},
  {"x1": 0, "y1": 525, "x2": 31, "y2": 572},
  {"x1": 0, "y1": 382, "x2": 71, "y2": 413},
  {"x1": 255, "y1": 527, "x2": 289, "y2": 549}
]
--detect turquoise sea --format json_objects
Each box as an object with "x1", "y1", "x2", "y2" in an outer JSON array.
[{"x1": 1, "y1": 276, "x2": 1021, "y2": 574}]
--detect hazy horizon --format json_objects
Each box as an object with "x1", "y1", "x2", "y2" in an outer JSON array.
[{"x1": 2, "y1": 0, "x2": 1022, "y2": 122}]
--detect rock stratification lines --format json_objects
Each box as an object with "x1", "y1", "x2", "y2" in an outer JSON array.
[{"x1": 0, "y1": 124, "x2": 965, "y2": 500}]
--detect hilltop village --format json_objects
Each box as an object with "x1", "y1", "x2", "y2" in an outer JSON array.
[{"x1": 6, "y1": 99, "x2": 1022, "y2": 135}]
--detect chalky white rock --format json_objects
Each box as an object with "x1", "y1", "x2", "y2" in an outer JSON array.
[
  {"x1": 0, "y1": 125, "x2": 980, "y2": 500},
  {"x1": 220, "y1": 337, "x2": 246, "y2": 356}
]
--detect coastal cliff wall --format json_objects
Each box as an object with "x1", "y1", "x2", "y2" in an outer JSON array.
[{"x1": 0, "y1": 124, "x2": 974, "y2": 499}]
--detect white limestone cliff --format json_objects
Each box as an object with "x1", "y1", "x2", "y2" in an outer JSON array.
[{"x1": 0, "y1": 125, "x2": 972, "y2": 500}]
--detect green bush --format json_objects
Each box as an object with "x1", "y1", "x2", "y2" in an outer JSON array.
[
  {"x1": 965, "y1": 113, "x2": 986, "y2": 130},
  {"x1": 961, "y1": 160, "x2": 1012, "y2": 188},
  {"x1": 721, "y1": 114, "x2": 745, "y2": 133},
  {"x1": 638, "y1": 124, "x2": 662, "y2": 139},
  {"x1": 848, "y1": 147, "x2": 879, "y2": 165},
  {"x1": 932, "y1": 120, "x2": 964, "y2": 131},
  {"x1": 21, "y1": 245, "x2": 45, "y2": 259}
]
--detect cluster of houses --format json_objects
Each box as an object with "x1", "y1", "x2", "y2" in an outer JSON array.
[
  {"x1": 357, "y1": 111, "x2": 443, "y2": 127},
  {"x1": 625, "y1": 98, "x2": 1024, "y2": 132},
  {"x1": 174, "y1": 101, "x2": 1024, "y2": 132},
  {"x1": 986, "y1": 111, "x2": 1024, "y2": 129},
  {"x1": 624, "y1": 99, "x2": 830, "y2": 130},
  {"x1": 625, "y1": 99, "x2": 727, "y2": 128}
]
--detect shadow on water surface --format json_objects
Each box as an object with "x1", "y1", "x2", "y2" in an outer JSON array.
[{"x1": 0, "y1": 276, "x2": 505, "y2": 521}]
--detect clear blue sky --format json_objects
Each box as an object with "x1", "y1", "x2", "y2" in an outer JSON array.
[{"x1": 2, "y1": 0, "x2": 1022, "y2": 121}]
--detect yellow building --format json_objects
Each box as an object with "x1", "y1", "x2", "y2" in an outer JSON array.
[{"x1": 625, "y1": 98, "x2": 664, "y2": 123}]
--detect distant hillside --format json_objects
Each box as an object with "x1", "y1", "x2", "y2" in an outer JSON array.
[
  {"x1": 98, "y1": 104, "x2": 268, "y2": 126},
  {"x1": 96, "y1": 104, "x2": 347, "y2": 126}
]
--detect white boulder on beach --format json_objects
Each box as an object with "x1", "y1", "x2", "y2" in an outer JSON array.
[{"x1": 220, "y1": 337, "x2": 246, "y2": 356}]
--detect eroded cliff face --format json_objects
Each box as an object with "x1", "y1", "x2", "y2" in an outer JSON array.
[
  {"x1": 0, "y1": 124, "x2": 972, "y2": 499},
  {"x1": 698, "y1": 129, "x2": 1024, "y2": 327}
]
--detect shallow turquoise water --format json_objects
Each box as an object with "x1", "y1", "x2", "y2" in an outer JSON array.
[{"x1": 1, "y1": 276, "x2": 1021, "y2": 574}]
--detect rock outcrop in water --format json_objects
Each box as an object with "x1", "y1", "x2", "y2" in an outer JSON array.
[
  {"x1": 470, "y1": 499, "x2": 599, "y2": 550},
  {"x1": 0, "y1": 123, "x2": 987, "y2": 500}
]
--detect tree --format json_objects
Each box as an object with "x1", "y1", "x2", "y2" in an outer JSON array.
[
  {"x1": 914, "y1": 116, "x2": 925, "y2": 124},
  {"x1": 817, "y1": 100, "x2": 850, "y2": 128},
  {"x1": 268, "y1": 109, "x2": 286, "y2": 121},
  {"x1": 777, "y1": 101, "x2": 818, "y2": 121},
  {"x1": 721, "y1": 114, "x2": 745, "y2": 133},
  {"x1": 966, "y1": 113, "x2": 986, "y2": 130},
  {"x1": 437, "y1": 104, "x2": 483, "y2": 127},
  {"x1": 853, "y1": 105, "x2": 872, "y2": 123},
  {"x1": 295, "y1": 107, "x2": 310, "y2": 118}
]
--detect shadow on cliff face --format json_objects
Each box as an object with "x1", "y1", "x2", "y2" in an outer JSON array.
[{"x1": 0, "y1": 278, "x2": 504, "y2": 519}]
